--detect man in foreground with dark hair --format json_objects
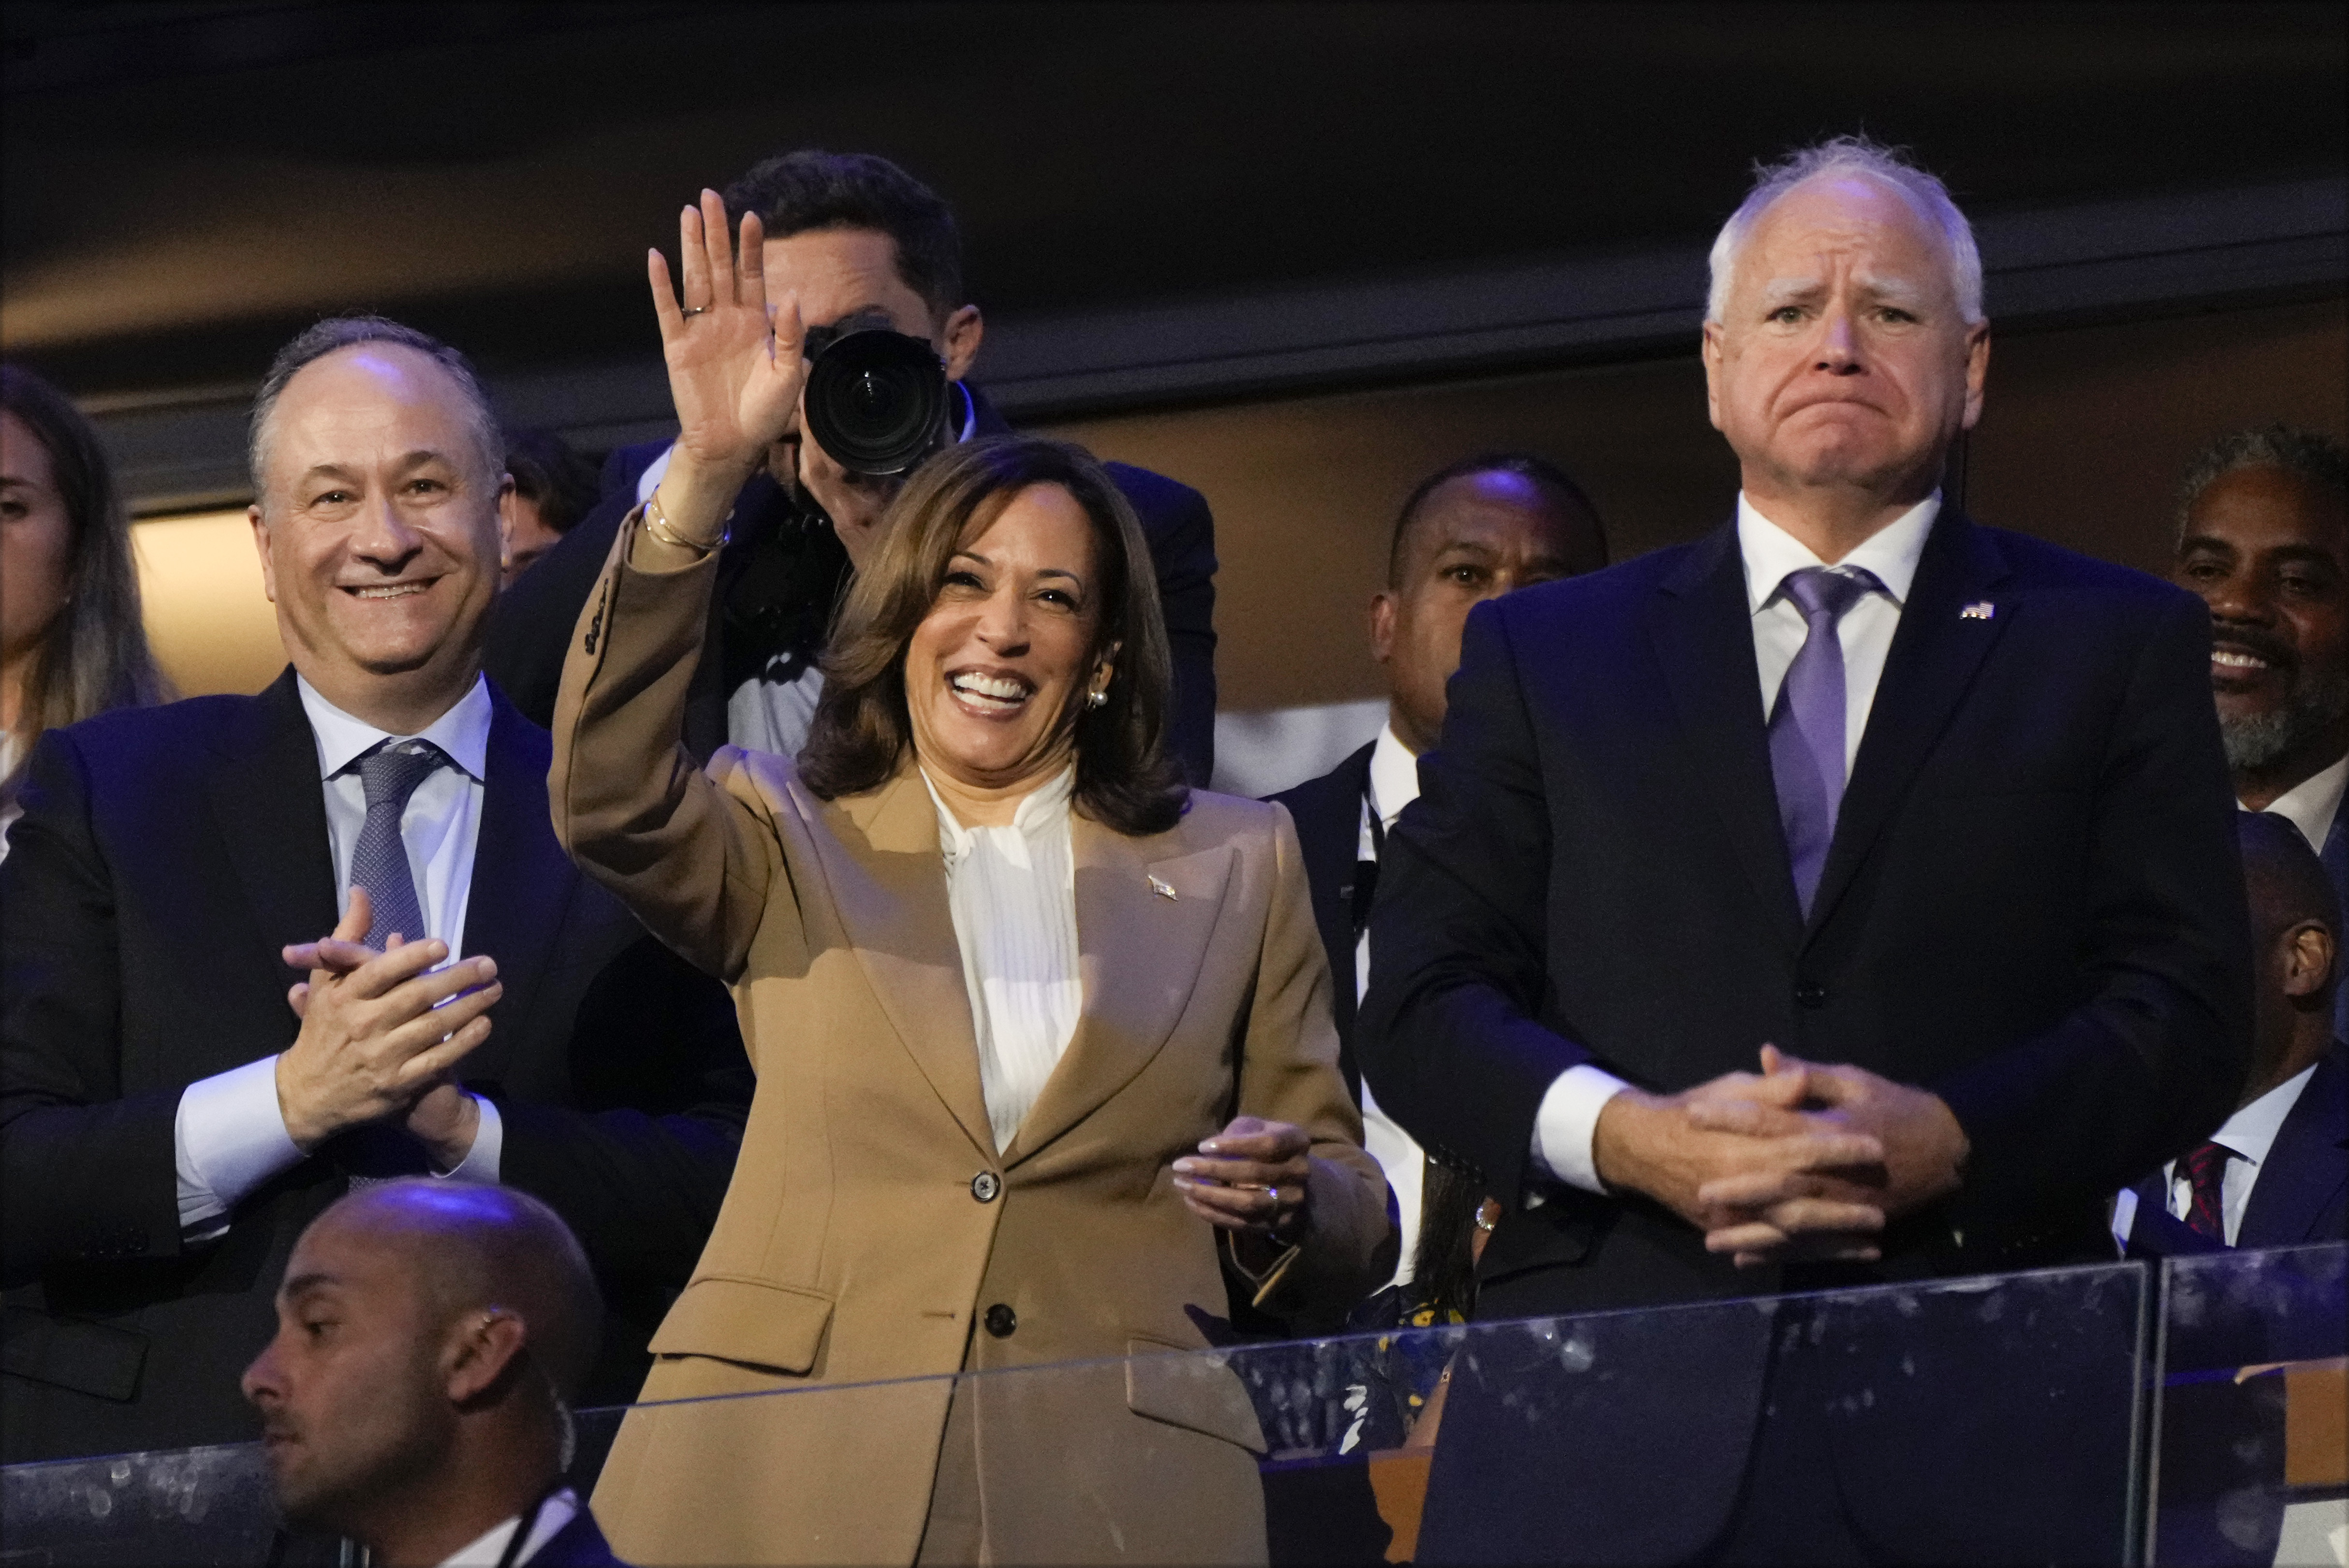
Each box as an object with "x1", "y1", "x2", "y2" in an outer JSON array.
[
  {"x1": 1273, "y1": 452, "x2": 1606, "y2": 1334},
  {"x1": 245, "y1": 1181, "x2": 627, "y2": 1566},
  {"x1": 0, "y1": 317, "x2": 750, "y2": 1464},
  {"x1": 2173, "y1": 424, "x2": 2349, "y2": 1036},
  {"x1": 486, "y1": 149, "x2": 1219, "y2": 782}
]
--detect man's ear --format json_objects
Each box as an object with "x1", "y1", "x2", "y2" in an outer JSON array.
[
  {"x1": 1959, "y1": 321, "x2": 1992, "y2": 432},
  {"x1": 1369, "y1": 589, "x2": 1398, "y2": 664},
  {"x1": 495, "y1": 473, "x2": 518, "y2": 577},
  {"x1": 1700, "y1": 320, "x2": 1727, "y2": 432},
  {"x1": 444, "y1": 1309, "x2": 529, "y2": 1407},
  {"x1": 940, "y1": 305, "x2": 984, "y2": 381},
  {"x1": 249, "y1": 504, "x2": 279, "y2": 604},
  {"x1": 2283, "y1": 920, "x2": 2335, "y2": 1000}
]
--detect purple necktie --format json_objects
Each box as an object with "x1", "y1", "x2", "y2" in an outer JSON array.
[
  {"x1": 2178, "y1": 1141, "x2": 2238, "y2": 1242},
  {"x1": 1768, "y1": 566, "x2": 1881, "y2": 918}
]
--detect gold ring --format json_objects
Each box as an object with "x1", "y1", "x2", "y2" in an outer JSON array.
[{"x1": 681, "y1": 305, "x2": 710, "y2": 317}]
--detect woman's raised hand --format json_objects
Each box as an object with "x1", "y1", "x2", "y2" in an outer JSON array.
[{"x1": 648, "y1": 188, "x2": 805, "y2": 481}]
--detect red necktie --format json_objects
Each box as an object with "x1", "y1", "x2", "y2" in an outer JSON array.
[{"x1": 2178, "y1": 1141, "x2": 2238, "y2": 1242}]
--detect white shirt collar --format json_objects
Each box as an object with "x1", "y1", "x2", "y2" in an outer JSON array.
[
  {"x1": 2249, "y1": 752, "x2": 2349, "y2": 852},
  {"x1": 2209, "y1": 1061, "x2": 2323, "y2": 1170},
  {"x1": 922, "y1": 764, "x2": 1075, "y2": 861},
  {"x1": 298, "y1": 674, "x2": 492, "y2": 784},
  {"x1": 1737, "y1": 491, "x2": 1939, "y2": 617},
  {"x1": 1366, "y1": 722, "x2": 1421, "y2": 827},
  {"x1": 435, "y1": 1487, "x2": 580, "y2": 1568}
]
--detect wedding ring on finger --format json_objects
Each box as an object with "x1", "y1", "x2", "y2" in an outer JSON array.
[{"x1": 681, "y1": 305, "x2": 710, "y2": 317}]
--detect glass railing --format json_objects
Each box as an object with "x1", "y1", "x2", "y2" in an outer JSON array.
[{"x1": 3, "y1": 1246, "x2": 2340, "y2": 1566}]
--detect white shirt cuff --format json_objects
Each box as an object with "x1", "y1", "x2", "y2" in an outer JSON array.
[
  {"x1": 176, "y1": 1056, "x2": 304, "y2": 1237},
  {"x1": 432, "y1": 1094, "x2": 502, "y2": 1183},
  {"x1": 2109, "y1": 1187, "x2": 2138, "y2": 1256},
  {"x1": 1527, "y1": 1064, "x2": 1632, "y2": 1194}
]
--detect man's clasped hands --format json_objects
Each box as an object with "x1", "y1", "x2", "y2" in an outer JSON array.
[
  {"x1": 1591, "y1": 1045, "x2": 1973, "y2": 1266},
  {"x1": 270, "y1": 888, "x2": 501, "y2": 1172}
]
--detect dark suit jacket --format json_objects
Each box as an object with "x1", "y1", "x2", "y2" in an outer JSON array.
[
  {"x1": 0, "y1": 672, "x2": 753, "y2": 1463},
  {"x1": 2125, "y1": 1041, "x2": 2349, "y2": 1257},
  {"x1": 1268, "y1": 742, "x2": 1375, "y2": 1098},
  {"x1": 1363, "y1": 510, "x2": 2252, "y2": 1565},
  {"x1": 484, "y1": 384, "x2": 1220, "y2": 784},
  {"x1": 532, "y1": 1505, "x2": 630, "y2": 1567},
  {"x1": 1360, "y1": 508, "x2": 2251, "y2": 1315}
]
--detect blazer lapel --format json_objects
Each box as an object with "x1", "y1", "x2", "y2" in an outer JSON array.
[
  {"x1": 204, "y1": 668, "x2": 340, "y2": 967},
  {"x1": 455, "y1": 689, "x2": 576, "y2": 1084},
  {"x1": 1650, "y1": 522, "x2": 1804, "y2": 949},
  {"x1": 2238, "y1": 1047, "x2": 2349, "y2": 1248},
  {"x1": 1806, "y1": 512, "x2": 2013, "y2": 938},
  {"x1": 823, "y1": 768, "x2": 997, "y2": 1162},
  {"x1": 1002, "y1": 816, "x2": 1235, "y2": 1168}
]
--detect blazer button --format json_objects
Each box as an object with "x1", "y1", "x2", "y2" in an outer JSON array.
[
  {"x1": 1795, "y1": 982, "x2": 1828, "y2": 1009},
  {"x1": 970, "y1": 1171, "x2": 1001, "y2": 1203},
  {"x1": 984, "y1": 1303, "x2": 1018, "y2": 1338}
]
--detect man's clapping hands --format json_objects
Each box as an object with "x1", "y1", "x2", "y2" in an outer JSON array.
[
  {"x1": 1592, "y1": 1045, "x2": 1968, "y2": 1267},
  {"x1": 273, "y1": 887, "x2": 499, "y2": 1165}
]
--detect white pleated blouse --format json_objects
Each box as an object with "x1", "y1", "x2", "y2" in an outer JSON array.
[{"x1": 923, "y1": 767, "x2": 1083, "y2": 1154}]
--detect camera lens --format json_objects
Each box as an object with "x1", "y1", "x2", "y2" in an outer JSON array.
[{"x1": 804, "y1": 329, "x2": 951, "y2": 477}]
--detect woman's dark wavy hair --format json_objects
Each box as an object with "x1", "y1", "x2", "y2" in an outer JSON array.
[
  {"x1": 798, "y1": 436, "x2": 1187, "y2": 836},
  {"x1": 1, "y1": 364, "x2": 171, "y2": 779}
]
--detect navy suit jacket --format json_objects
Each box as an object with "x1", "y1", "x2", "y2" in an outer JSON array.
[
  {"x1": 2126, "y1": 1041, "x2": 2349, "y2": 1257},
  {"x1": 531, "y1": 1506, "x2": 629, "y2": 1567},
  {"x1": 483, "y1": 384, "x2": 1220, "y2": 784},
  {"x1": 1268, "y1": 742, "x2": 1376, "y2": 1098},
  {"x1": 0, "y1": 673, "x2": 752, "y2": 1462},
  {"x1": 1362, "y1": 510, "x2": 2252, "y2": 1565},
  {"x1": 1359, "y1": 508, "x2": 2251, "y2": 1316}
]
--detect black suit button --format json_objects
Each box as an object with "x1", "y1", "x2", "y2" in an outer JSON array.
[
  {"x1": 1795, "y1": 982, "x2": 1828, "y2": 1009},
  {"x1": 984, "y1": 1303, "x2": 1017, "y2": 1338},
  {"x1": 970, "y1": 1172, "x2": 1001, "y2": 1203}
]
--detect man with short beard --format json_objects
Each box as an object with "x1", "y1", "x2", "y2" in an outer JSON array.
[
  {"x1": 244, "y1": 1181, "x2": 626, "y2": 1566},
  {"x1": 2173, "y1": 425, "x2": 2349, "y2": 1038}
]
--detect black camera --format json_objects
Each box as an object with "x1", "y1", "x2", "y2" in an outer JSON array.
[{"x1": 802, "y1": 321, "x2": 952, "y2": 478}]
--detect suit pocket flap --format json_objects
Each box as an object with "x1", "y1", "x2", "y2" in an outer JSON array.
[
  {"x1": 2, "y1": 1306, "x2": 147, "y2": 1402},
  {"x1": 1125, "y1": 1337, "x2": 1266, "y2": 1455},
  {"x1": 648, "y1": 1277, "x2": 834, "y2": 1375}
]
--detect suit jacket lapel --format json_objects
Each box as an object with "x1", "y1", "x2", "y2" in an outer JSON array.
[
  {"x1": 1651, "y1": 522, "x2": 1804, "y2": 949},
  {"x1": 1002, "y1": 815, "x2": 1235, "y2": 1168},
  {"x1": 823, "y1": 768, "x2": 997, "y2": 1162},
  {"x1": 456, "y1": 688, "x2": 577, "y2": 1084},
  {"x1": 204, "y1": 668, "x2": 340, "y2": 972},
  {"x1": 2239, "y1": 1047, "x2": 2349, "y2": 1248},
  {"x1": 1807, "y1": 512, "x2": 2013, "y2": 938}
]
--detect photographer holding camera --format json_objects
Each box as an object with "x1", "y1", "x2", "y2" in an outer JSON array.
[{"x1": 487, "y1": 151, "x2": 1219, "y2": 782}]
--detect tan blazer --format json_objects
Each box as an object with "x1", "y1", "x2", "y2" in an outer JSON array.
[{"x1": 550, "y1": 518, "x2": 1391, "y2": 1566}]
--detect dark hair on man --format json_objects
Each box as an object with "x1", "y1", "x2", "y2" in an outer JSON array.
[
  {"x1": 502, "y1": 427, "x2": 600, "y2": 537},
  {"x1": 249, "y1": 316, "x2": 503, "y2": 499},
  {"x1": 2239, "y1": 810, "x2": 2340, "y2": 953},
  {"x1": 1387, "y1": 452, "x2": 1604, "y2": 587},
  {"x1": 2178, "y1": 424, "x2": 2349, "y2": 537},
  {"x1": 801, "y1": 436, "x2": 1185, "y2": 835},
  {"x1": 0, "y1": 364, "x2": 172, "y2": 755},
  {"x1": 722, "y1": 150, "x2": 964, "y2": 318}
]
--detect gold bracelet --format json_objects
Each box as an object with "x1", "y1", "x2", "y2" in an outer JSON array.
[{"x1": 642, "y1": 492, "x2": 729, "y2": 557}]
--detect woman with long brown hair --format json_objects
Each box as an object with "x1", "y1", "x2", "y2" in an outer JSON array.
[
  {"x1": 549, "y1": 192, "x2": 1389, "y2": 1566},
  {"x1": 0, "y1": 365, "x2": 171, "y2": 849}
]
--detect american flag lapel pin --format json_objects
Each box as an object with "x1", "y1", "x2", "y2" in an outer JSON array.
[
  {"x1": 1960, "y1": 601, "x2": 1996, "y2": 620},
  {"x1": 1148, "y1": 874, "x2": 1178, "y2": 901}
]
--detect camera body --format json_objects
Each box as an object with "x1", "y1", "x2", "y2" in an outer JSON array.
[{"x1": 802, "y1": 317, "x2": 953, "y2": 478}]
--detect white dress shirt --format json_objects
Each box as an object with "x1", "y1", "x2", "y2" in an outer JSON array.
[
  {"x1": 1355, "y1": 723, "x2": 1430, "y2": 1288},
  {"x1": 640, "y1": 384, "x2": 981, "y2": 762},
  {"x1": 925, "y1": 766, "x2": 1083, "y2": 1155},
  {"x1": 172, "y1": 676, "x2": 503, "y2": 1237},
  {"x1": 0, "y1": 728, "x2": 22, "y2": 864},
  {"x1": 437, "y1": 1487, "x2": 580, "y2": 1568},
  {"x1": 1526, "y1": 492, "x2": 1942, "y2": 1193},
  {"x1": 2111, "y1": 1063, "x2": 2321, "y2": 1249},
  {"x1": 2251, "y1": 752, "x2": 2349, "y2": 852}
]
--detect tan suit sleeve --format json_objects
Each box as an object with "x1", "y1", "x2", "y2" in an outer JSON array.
[
  {"x1": 1238, "y1": 803, "x2": 1396, "y2": 1324},
  {"x1": 548, "y1": 509, "x2": 790, "y2": 984}
]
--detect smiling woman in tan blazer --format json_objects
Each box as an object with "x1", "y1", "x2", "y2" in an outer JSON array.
[{"x1": 548, "y1": 193, "x2": 1390, "y2": 1567}]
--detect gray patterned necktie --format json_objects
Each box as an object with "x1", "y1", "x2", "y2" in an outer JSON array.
[
  {"x1": 1768, "y1": 566, "x2": 1882, "y2": 918},
  {"x1": 348, "y1": 740, "x2": 447, "y2": 949}
]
